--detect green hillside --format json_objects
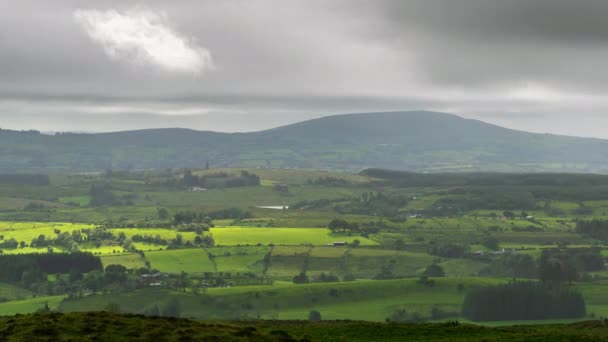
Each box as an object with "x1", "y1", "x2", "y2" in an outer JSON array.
[{"x1": 3, "y1": 111, "x2": 608, "y2": 173}]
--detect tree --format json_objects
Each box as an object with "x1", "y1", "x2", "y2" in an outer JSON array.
[
  {"x1": 292, "y1": 272, "x2": 309, "y2": 284},
  {"x1": 157, "y1": 208, "x2": 169, "y2": 220},
  {"x1": 481, "y1": 236, "x2": 499, "y2": 251},
  {"x1": 503, "y1": 211, "x2": 515, "y2": 219},
  {"x1": 417, "y1": 275, "x2": 436, "y2": 288},
  {"x1": 423, "y1": 264, "x2": 445, "y2": 277},
  {"x1": 328, "y1": 219, "x2": 349, "y2": 233},
  {"x1": 176, "y1": 271, "x2": 190, "y2": 292},
  {"x1": 104, "y1": 264, "x2": 128, "y2": 284},
  {"x1": 539, "y1": 249, "x2": 581, "y2": 287},
  {"x1": 308, "y1": 310, "x2": 321, "y2": 321},
  {"x1": 393, "y1": 239, "x2": 406, "y2": 250}
]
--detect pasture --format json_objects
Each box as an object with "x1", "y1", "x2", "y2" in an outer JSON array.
[
  {"x1": 209, "y1": 246, "x2": 269, "y2": 274},
  {"x1": 0, "y1": 295, "x2": 65, "y2": 316},
  {"x1": 100, "y1": 253, "x2": 147, "y2": 269},
  {"x1": 145, "y1": 248, "x2": 215, "y2": 274}
]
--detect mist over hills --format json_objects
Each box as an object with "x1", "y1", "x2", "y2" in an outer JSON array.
[{"x1": 2, "y1": 111, "x2": 608, "y2": 174}]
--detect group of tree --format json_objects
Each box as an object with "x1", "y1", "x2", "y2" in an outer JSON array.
[
  {"x1": 575, "y1": 219, "x2": 608, "y2": 241},
  {"x1": 289, "y1": 198, "x2": 346, "y2": 211},
  {"x1": 23, "y1": 202, "x2": 53, "y2": 212},
  {"x1": 312, "y1": 273, "x2": 339, "y2": 283},
  {"x1": 180, "y1": 170, "x2": 260, "y2": 188},
  {"x1": 538, "y1": 248, "x2": 604, "y2": 286},
  {"x1": 131, "y1": 233, "x2": 214, "y2": 248},
  {"x1": 173, "y1": 211, "x2": 214, "y2": 226},
  {"x1": 29, "y1": 230, "x2": 83, "y2": 252},
  {"x1": 1, "y1": 229, "x2": 90, "y2": 253},
  {"x1": 327, "y1": 218, "x2": 380, "y2": 237},
  {"x1": 431, "y1": 188, "x2": 536, "y2": 214},
  {"x1": 427, "y1": 242, "x2": 468, "y2": 258},
  {"x1": 89, "y1": 184, "x2": 136, "y2": 207},
  {"x1": 0, "y1": 174, "x2": 50, "y2": 185},
  {"x1": 422, "y1": 264, "x2": 445, "y2": 277},
  {"x1": 480, "y1": 236, "x2": 500, "y2": 250},
  {"x1": 479, "y1": 253, "x2": 537, "y2": 280},
  {"x1": 0, "y1": 253, "x2": 102, "y2": 287},
  {"x1": 335, "y1": 192, "x2": 409, "y2": 217},
  {"x1": 292, "y1": 272, "x2": 310, "y2": 284},
  {"x1": 479, "y1": 247, "x2": 603, "y2": 284},
  {"x1": 172, "y1": 208, "x2": 250, "y2": 224},
  {"x1": 462, "y1": 282, "x2": 585, "y2": 321},
  {"x1": 307, "y1": 176, "x2": 352, "y2": 187}
]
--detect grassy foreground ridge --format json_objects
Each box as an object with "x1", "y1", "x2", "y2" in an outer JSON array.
[{"x1": 2, "y1": 312, "x2": 608, "y2": 341}]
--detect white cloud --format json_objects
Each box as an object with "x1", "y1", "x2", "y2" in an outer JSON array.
[{"x1": 74, "y1": 6, "x2": 213, "y2": 74}]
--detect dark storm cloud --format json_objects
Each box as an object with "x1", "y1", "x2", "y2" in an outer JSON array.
[
  {"x1": 364, "y1": 0, "x2": 608, "y2": 90},
  {"x1": 380, "y1": 0, "x2": 608, "y2": 43}
]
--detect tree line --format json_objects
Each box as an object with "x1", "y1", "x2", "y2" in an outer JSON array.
[
  {"x1": 180, "y1": 170, "x2": 260, "y2": 188},
  {"x1": 576, "y1": 219, "x2": 608, "y2": 241},
  {"x1": 462, "y1": 282, "x2": 585, "y2": 321},
  {"x1": 0, "y1": 253, "x2": 102, "y2": 284},
  {"x1": 0, "y1": 174, "x2": 50, "y2": 185}
]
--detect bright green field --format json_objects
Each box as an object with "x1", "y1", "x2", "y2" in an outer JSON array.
[
  {"x1": 209, "y1": 246, "x2": 269, "y2": 274},
  {"x1": 145, "y1": 248, "x2": 215, "y2": 274},
  {"x1": 210, "y1": 227, "x2": 378, "y2": 246},
  {"x1": 100, "y1": 253, "x2": 147, "y2": 269},
  {"x1": 0, "y1": 222, "x2": 95, "y2": 244}
]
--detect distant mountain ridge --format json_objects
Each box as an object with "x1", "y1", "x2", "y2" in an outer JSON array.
[{"x1": 2, "y1": 110, "x2": 608, "y2": 173}]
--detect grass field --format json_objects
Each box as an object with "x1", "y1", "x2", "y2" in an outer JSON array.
[
  {"x1": 0, "y1": 222, "x2": 95, "y2": 243},
  {"x1": 0, "y1": 283, "x2": 32, "y2": 301},
  {"x1": 209, "y1": 246, "x2": 269, "y2": 274},
  {"x1": 100, "y1": 253, "x2": 147, "y2": 269},
  {"x1": 145, "y1": 248, "x2": 215, "y2": 274},
  {"x1": 0, "y1": 295, "x2": 65, "y2": 316}
]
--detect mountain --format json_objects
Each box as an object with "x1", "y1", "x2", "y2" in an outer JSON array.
[{"x1": 2, "y1": 110, "x2": 608, "y2": 173}]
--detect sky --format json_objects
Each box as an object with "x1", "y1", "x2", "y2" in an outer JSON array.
[{"x1": 2, "y1": 0, "x2": 608, "y2": 137}]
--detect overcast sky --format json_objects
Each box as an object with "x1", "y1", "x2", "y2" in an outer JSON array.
[{"x1": 2, "y1": 0, "x2": 608, "y2": 137}]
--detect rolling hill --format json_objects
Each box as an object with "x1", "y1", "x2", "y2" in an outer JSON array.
[{"x1": 2, "y1": 110, "x2": 608, "y2": 173}]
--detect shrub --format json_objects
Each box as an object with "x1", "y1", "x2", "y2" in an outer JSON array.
[
  {"x1": 308, "y1": 310, "x2": 321, "y2": 321},
  {"x1": 422, "y1": 264, "x2": 445, "y2": 277}
]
